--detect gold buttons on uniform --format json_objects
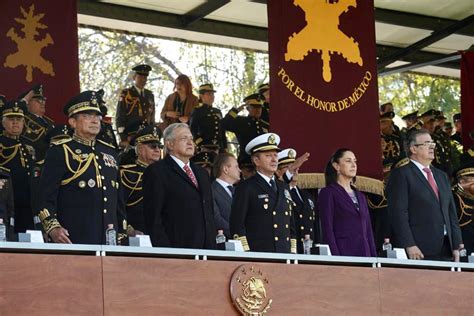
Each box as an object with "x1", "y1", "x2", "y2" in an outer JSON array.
[
  {"x1": 103, "y1": 186, "x2": 106, "y2": 190},
  {"x1": 104, "y1": 197, "x2": 107, "y2": 202},
  {"x1": 273, "y1": 211, "x2": 276, "y2": 215},
  {"x1": 300, "y1": 226, "x2": 304, "y2": 230},
  {"x1": 286, "y1": 237, "x2": 290, "y2": 241},
  {"x1": 274, "y1": 237, "x2": 279, "y2": 241},
  {"x1": 285, "y1": 224, "x2": 289, "y2": 228},
  {"x1": 274, "y1": 224, "x2": 278, "y2": 228},
  {"x1": 103, "y1": 209, "x2": 107, "y2": 213},
  {"x1": 299, "y1": 214, "x2": 303, "y2": 218},
  {"x1": 285, "y1": 212, "x2": 288, "y2": 216}
]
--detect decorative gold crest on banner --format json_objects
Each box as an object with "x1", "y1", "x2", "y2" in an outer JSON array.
[
  {"x1": 230, "y1": 264, "x2": 272, "y2": 315},
  {"x1": 285, "y1": 0, "x2": 362, "y2": 82},
  {"x1": 4, "y1": 4, "x2": 55, "y2": 82}
]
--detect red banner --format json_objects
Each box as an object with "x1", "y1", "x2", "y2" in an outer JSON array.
[
  {"x1": 0, "y1": 0, "x2": 79, "y2": 123},
  {"x1": 268, "y1": 0, "x2": 382, "y2": 180},
  {"x1": 460, "y1": 51, "x2": 474, "y2": 150}
]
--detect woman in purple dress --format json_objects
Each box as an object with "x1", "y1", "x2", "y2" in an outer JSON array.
[{"x1": 318, "y1": 148, "x2": 377, "y2": 257}]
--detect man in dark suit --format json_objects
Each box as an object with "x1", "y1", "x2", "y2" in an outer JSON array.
[
  {"x1": 387, "y1": 128, "x2": 462, "y2": 261},
  {"x1": 211, "y1": 153, "x2": 241, "y2": 239},
  {"x1": 230, "y1": 133, "x2": 297, "y2": 254},
  {"x1": 143, "y1": 123, "x2": 216, "y2": 249}
]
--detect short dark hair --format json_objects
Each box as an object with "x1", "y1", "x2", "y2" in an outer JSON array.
[
  {"x1": 325, "y1": 148, "x2": 353, "y2": 186},
  {"x1": 380, "y1": 102, "x2": 392, "y2": 112},
  {"x1": 404, "y1": 128, "x2": 430, "y2": 157},
  {"x1": 212, "y1": 153, "x2": 235, "y2": 178}
]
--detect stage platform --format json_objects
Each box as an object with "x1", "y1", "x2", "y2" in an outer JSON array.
[{"x1": 0, "y1": 242, "x2": 473, "y2": 315}]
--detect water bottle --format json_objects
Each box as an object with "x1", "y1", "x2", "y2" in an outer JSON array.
[
  {"x1": 382, "y1": 238, "x2": 392, "y2": 251},
  {"x1": 303, "y1": 238, "x2": 313, "y2": 254},
  {"x1": 216, "y1": 230, "x2": 226, "y2": 244},
  {"x1": 105, "y1": 225, "x2": 117, "y2": 246},
  {"x1": 0, "y1": 218, "x2": 6, "y2": 242}
]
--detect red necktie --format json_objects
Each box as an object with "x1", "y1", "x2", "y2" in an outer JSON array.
[
  {"x1": 183, "y1": 164, "x2": 198, "y2": 188},
  {"x1": 423, "y1": 167, "x2": 439, "y2": 199}
]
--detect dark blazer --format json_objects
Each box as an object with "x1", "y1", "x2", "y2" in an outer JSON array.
[
  {"x1": 230, "y1": 174, "x2": 296, "y2": 253},
  {"x1": 387, "y1": 161, "x2": 462, "y2": 256},
  {"x1": 143, "y1": 155, "x2": 216, "y2": 249},
  {"x1": 212, "y1": 180, "x2": 232, "y2": 238},
  {"x1": 318, "y1": 183, "x2": 377, "y2": 257}
]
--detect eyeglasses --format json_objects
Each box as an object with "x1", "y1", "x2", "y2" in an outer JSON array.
[
  {"x1": 414, "y1": 142, "x2": 436, "y2": 149},
  {"x1": 79, "y1": 113, "x2": 102, "y2": 121},
  {"x1": 146, "y1": 143, "x2": 161, "y2": 150}
]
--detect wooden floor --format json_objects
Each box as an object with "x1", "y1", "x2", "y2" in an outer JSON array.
[{"x1": 0, "y1": 253, "x2": 473, "y2": 315}]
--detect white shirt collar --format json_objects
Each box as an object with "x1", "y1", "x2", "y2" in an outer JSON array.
[
  {"x1": 257, "y1": 171, "x2": 274, "y2": 186},
  {"x1": 410, "y1": 159, "x2": 430, "y2": 171},
  {"x1": 134, "y1": 85, "x2": 143, "y2": 94},
  {"x1": 170, "y1": 155, "x2": 188, "y2": 169},
  {"x1": 216, "y1": 178, "x2": 232, "y2": 188}
]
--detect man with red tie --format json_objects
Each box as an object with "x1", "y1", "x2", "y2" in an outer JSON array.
[
  {"x1": 387, "y1": 129, "x2": 462, "y2": 261},
  {"x1": 143, "y1": 123, "x2": 216, "y2": 249}
]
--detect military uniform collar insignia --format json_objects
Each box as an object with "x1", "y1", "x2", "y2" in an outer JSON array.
[
  {"x1": 72, "y1": 134, "x2": 96, "y2": 147},
  {"x1": 136, "y1": 159, "x2": 149, "y2": 168}
]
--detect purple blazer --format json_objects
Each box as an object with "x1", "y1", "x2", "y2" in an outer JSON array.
[{"x1": 318, "y1": 183, "x2": 377, "y2": 257}]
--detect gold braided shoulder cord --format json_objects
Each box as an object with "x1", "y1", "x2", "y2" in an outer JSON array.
[
  {"x1": 120, "y1": 169, "x2": 143, "y2": 204},
  {"x1": 61, "y1": 144, "x2": 102, "y2": 187},
  {"x1": 0, "y1": 143, "x2": 20, "y2": 166},
  {"x1": 456, "y1": 193, "x2": 473, "y2": 227}
]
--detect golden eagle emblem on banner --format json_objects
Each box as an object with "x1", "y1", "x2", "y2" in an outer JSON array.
[
  {"x1": 3, "y1": 4, "x2": 55, "y2": 82},
  {"x1": 285, "y1": 0, "x2": 363, "y2": 82}
]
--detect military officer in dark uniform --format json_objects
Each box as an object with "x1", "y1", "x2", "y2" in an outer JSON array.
[
  {"x1": 116, "y1": 64, "x2": 155, "y2": 148},
  {"x1": 257, "y1": 83, "x2": 270, "y2": 126},
  {"x1": 97, "y1": 89, "x2": 119, "y2": 150},
  {"x1": 0, "y1": 100, "x2": 35, "y2": 233},
  {"x1": 276, "y1": 148, "x2": 316, "y2": 253},
  {"x1": 19, "y1": 84, "x2": 55, "y2": 161},
  {"x1": 120, "y1": 125, "x2": 162, "y2": 234},
  {"x1": 451, "y1": 113, "x2": 462, "y2": 144},
  {"x1": 191, "y1": 151, "x2": 217, "y2": 177},
  {"x1": 401, "y1": 111, "x2": 419, "y2": 132},
  {"x1": 189, "y1": 84, "x2": 226, "y2": 153},
  {"x1": 221, "y1": 93, "x2": 268, "y2": 167},
  {"x1": 432, "y1": 112, "x2": 455, "y2": 175},
  {"x1": 380, "y1": 111, "x2": 404, "y2": 174},
  {"x1": 230, "y1": 133, "x2": 297, "y2": 253},
  {"x1": 37, "y1": 91, "x2": 122, "y2": 244},
  {"x1": 0, "y1": 166, "x2": 15, "y2": 240},
  {"x1": 452, "y1": 151, "x2": 474, "y2": 255}
]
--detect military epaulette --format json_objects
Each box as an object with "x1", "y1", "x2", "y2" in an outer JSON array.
[
  {"x1": 228, "y1": 107, "x2": 239, "y2": 118},
  {"x1": 35, "y1": 159, "x2": 45, "y2": 166},
  {"x1": 97, "y1": 139, "x2": 116, "y2": 149},
  {"x1": 0, "y1": 166, "x2": 11, "y2": 174},
  {"x1": 393, "y1": 157, "x2": 410, "y2": 169},
  {"x1": 120, "y1": 164, "x2": 138, "y2": 169},
  {"x1": 44, "y1": 115, "x2": 55, "y2": 124},
  {"x1": 51, "y1": 137, "x2": 72, "y2": 146}
]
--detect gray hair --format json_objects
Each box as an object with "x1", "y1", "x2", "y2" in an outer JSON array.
[
  {"x1": 163, "y1": 123, "x2": 190, "y2": 142},
  {"x1": 405, "y1": 128, "x2": 430, "y2": 157}
]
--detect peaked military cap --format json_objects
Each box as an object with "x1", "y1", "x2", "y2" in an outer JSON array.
[
  {"x1": 18, "y1": 83, "x2": 46, "y2": 100},
  {"x1": 257, "y1": 83, "x2": 269, "y2": 95},
  {"x1": 455, "y1": 150, "x2": 474, "y2": 178},
  {"x1": 380, "y1": 111, "x2": 395, "y2": 121},
  {"x1": 245, "y1": 133, "x2": 281, "y2": 155},
  {"x1": 198, "y1": 83, "x2": 216, "y2": 94},
  {"x1": 133, "y1": 125, "x2": 162, "y2": 146},
  {"x1": 401, "y1": 110, "x2": 418, "y2": 121},
  {"x1": 132, "y1": 64, "x2": 152, "y2": 76},
  {"x1": 453, "y1": 113, "x2": 461, "y2": 122},
  {"x1": 420, "y1": 109, "x2": 437, "y2": 118},
  {"x1": 243, "y1": 93, "x2": 262, "y2": 107},
  {"x1": 2, "y1": 100, "x2": 26, "y2": 118},
  {"x1": 45, "y1": 124, "x2": 72, "y2": 144},
  {"x1": 278, "y1": 148, "x2": 297, "y2": 166},
  {"x1": 63, "y1": 91, "x2": 102, "y2": 117}
]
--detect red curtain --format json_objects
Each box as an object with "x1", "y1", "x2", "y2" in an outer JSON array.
[
  {"x1": 0, "y1": 0, "x2": 80, "y2": 123},
  {"x1": 460, "y1": 51, "x2": 474, "y2": 150},
  {"x1": 267, "y1": 0, "x2": 382, "y2": 180}
]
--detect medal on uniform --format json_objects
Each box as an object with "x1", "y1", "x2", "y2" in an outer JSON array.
[
  {"x1": 75, "y1": 149, "x2": 82, "y2": 154},
  {"x1": 308, "y1": 199, "x2": 315, "y2": 210},
  {"x1": 102, "y1": 153, "x2": 117, "y2": 168},
  {"x1": 88, "y1": 179, "x2": 96, "y2": 188},
  {"x1": 78, "y1": 180, "x2": 86, "y2": 188},
  {"x1": 284, "y1": 189, "x2": 292, "y2": 201}
]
